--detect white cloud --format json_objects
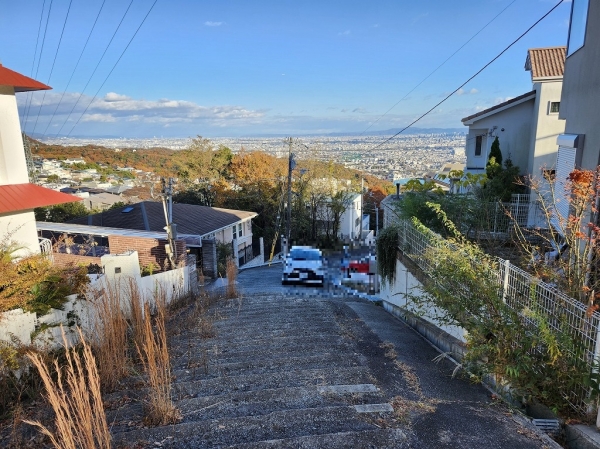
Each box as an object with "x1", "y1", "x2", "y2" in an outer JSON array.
[
  {"x1": 494, "y1": 96, "x2": 514, "y2": 105},
  {"x1": 338, "y1": 30, "x2": 350, "y2": 36},
  {"x1": 18, "y1": 90, "x2": 265, "y2": 130},
  {"x1": 104, "y1": 92, "x2": 131, "y2": 102},
  {"x1": 81, "y1": 113, "x2": 117, "y2": 123},
  {"x1": 205, "y1": 21, "x2": 223, "y2": 27},
  {"x1": 456, "y1": 88, "x2": 479, "y2": 96}
]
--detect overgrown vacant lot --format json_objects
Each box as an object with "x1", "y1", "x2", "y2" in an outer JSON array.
[{"x1": 1, "y1": 268, "x2": 554, "y2": 448}]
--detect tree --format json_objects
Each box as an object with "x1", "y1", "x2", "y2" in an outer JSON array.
[
  {"x1": 511, "y1": 167, "x2": 600, "y2": 304},
  {"x1": 487, "y1": 136, "x2": 502, "y2": 171},
  {"x1": 331, "y1": 191, "x2": 355, "y2": 240},
  {"x1": 480, "y1": 157, "x2": 523, "y2": 202},
  {"x1": 173, "y1": 184, "x2": 216, "y2": 207},
  {"x1": 46, "y1": 174, "x2": 60, "y2": 183},
  {"x1": 107, "y1": 201, "x2": 128, "y2": 211},
  {"x1": 35, "y1": 202, "x2": 88, "y2": 223}
]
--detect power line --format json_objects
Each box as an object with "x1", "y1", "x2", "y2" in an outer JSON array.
[
  {"x1": 369, "y1": 0, "x2": 564, "y2": 152},
  {"x1": 54, "y1": 0, "x2": 136, "y2": 138},
  {"x1": 42, "y1": 0, "x2": 107, "y2": 136},
  {"x1": 32, "y1": 0, "x2": 73, "y2": 135},
  {"x1": 66, "y1": 0, "x2": 159, "y2": 137},
  {"x1": 360, "y1": 0, "x2": 518, "y2": 137},
  {"x1": 24, "y1": 0, "x2": 53, "y2": 129},
  {"x1": 20, "y1": 0, "x2": 47, "y2": 126}
]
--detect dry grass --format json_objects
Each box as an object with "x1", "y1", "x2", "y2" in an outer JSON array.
[
  {"x1": 24, "y1": 327, "x2": 111, "y2": 449},
  {"x1": 89, "y1": 281, "x2": 129, "y2": 392},
  {"x1": 379, "y1": 341, "x2": 398, "y2": 360},
  {"x1": 225, "y1": 258, "x2": 238, "y2": 298},
  {"x1": 136, "y1": 298, "x2": 180, "y2": 426},
  {"x1": 390, "y1": 395, "x2": 437, "y2": 423},
  {"x1": 126, "y1": 279, "x2": 146, "y2": 356},
  {"x1": 394, "y1": 360, "x2": 422, "y2": 397}
]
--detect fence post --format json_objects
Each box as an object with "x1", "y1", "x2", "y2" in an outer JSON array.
[
  {"x1": 594, "y1": 325, "x2": 600, "y2": 428},
  {"x1": 502, "y1": 258, "x2": 510, "y2": 304}
]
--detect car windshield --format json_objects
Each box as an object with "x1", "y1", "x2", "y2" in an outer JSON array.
[{"x1": 289, "y1": 249, "x2": 321, "y2": 260}]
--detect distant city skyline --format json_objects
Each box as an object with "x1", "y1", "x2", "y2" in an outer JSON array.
[{"x1": 1, "y1": 0, "x2": 571, "y2": 138}]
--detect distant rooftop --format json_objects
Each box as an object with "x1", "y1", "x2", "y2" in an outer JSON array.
[
  {"x1": 525, "y1": 46, "x2": 566, "y2": 80},
  {"x1": 462, "y1": 90, "x2": 536, "y2": 124}
]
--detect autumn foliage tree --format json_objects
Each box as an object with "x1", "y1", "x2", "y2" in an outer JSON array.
[{"x1": 511, "y1": 167, "x2": 600, "y2": 305}]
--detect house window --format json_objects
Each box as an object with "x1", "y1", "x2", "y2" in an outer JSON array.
[
  {"x1": 550, "y1": 102, "x2": 560, "y2": 114},
  {"x1": 475, "y1": 135, "x2": 483, "y2": 156},
  {"x1": 567, "y1": 0, "x2": 589, "y2": 56},
  {"x1": 232, "y1": 225, "x2": 237, "y2": 240},
  {"x1": 238, "y1": 223, "x2": 243, "y2": 238}
]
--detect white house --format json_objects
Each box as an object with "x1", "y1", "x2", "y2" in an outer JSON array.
[
  {"x1": 462, "y1": 47, "x2": 566, "y2": 181},
  {"x1": 338, "y1": 193, "x2": 363, "y2": 241},
  {"x1": 0, "y1": 63, "x2": 79, "y2": 257}
]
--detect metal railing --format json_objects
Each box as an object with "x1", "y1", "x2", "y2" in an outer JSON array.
[
  {"x1": 38, "y1": 237, "x2": 53, "y2": 262},
  {"x1": 395, "y1": 217, "x2": 600, "y2": 414}
]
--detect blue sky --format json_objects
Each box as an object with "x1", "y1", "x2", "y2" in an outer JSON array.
[{"x1": 0, "y1": 0, "x2": 571, "y2": 138}]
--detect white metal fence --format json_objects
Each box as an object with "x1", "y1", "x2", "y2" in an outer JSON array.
[{"x1": 395, "y1": 217, "x2": 600, "y2": 414}]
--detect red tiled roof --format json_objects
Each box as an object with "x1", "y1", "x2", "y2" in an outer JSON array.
[
  {"x1": 461, "y1": 90, "x2": 536, "y2": 124},
  {"x1": 0, "y1": 184, "x2": 80, "y2": 214},
  {"x1": 525, "y1": 47, "x2": 566, "y2": 79},
  {"x1": 0, "y1": 64, "x2": 51, "y2": 92}
]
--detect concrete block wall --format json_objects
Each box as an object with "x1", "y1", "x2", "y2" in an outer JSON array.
[
  {"x1": 108, "y1": 235, "x2": 186, "y2": 272},
  {"x1": 53, "y1": 253, "x2": 102, "y2": 268}
]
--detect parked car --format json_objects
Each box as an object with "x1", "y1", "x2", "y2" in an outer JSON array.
[{"x1": 282, "y1": 246, "x2": 325, "y2": 286}]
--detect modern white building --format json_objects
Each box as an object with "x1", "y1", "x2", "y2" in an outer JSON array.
[
  {"x1": 0, "y1": 63, "x2": 79, "y2": 257},
  {"x1": 338, "y1": 193, "x2": 363, "y2": 241},
  {"x1": 462, "y1": 47, "x2": 566, "y2": 181}
]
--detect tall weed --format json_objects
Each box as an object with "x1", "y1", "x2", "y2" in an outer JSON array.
[
  {"x1": 137, "y1": 296, "x2": 180, "y2": 425},
  {"x1": 24, "y1": 327, "x2": 110, "y2": 449},
  {"x1": 89, "y1": 281, "x2": 129, "y2": 392}
]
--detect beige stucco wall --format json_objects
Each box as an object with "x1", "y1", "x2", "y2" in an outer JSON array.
[
  {"x1": 528, "y1": 81, "x2": 566, "y2": 178},
  {"x1": 0, "y1": 85, "x2": 28, "y2": 184},
  {"x1": 560, "y1": 0, "x2": 600, "y2": 171},
  {"x1": 465, "y1": 98, "x2": 534, "y2": 175},
  {"x1": 0, "y1": 209, "x2": 41, "y2": 256}
]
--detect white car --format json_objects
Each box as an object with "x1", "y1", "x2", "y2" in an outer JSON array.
[{"x1": 282, "y1": 246, "x2": 325, "y2": 286}]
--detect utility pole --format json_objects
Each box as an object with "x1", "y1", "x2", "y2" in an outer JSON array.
[
  {"x1": 161, "y1": 177, "x2": 178, "y2": 269},
  {"x1": 375, "y1": 205, "x2": 379, "y2": 237},
  {"x1": 285, "y1": 137, "x2": 295, "y2": 255}
]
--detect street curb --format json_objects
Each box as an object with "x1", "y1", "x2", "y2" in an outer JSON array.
[
  {"x1": 566, "y1": 425, "x2": 600, "y2": 449},
  {"x1": 238, "y1": 260, "x2": 282, "y2": 272}
]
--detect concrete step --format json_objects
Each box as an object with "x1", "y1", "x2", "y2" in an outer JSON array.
[
  {"x1": 111, "y1": 404, "x2": 395, "y2": 448},
  {"x1": 171, "y1": 365, "x2": 375, "y2": 398},
  {"x1": 107, "y1": 382, "x2": 387, "y2": 434},
  {"x1": 170, "y1": 351, "x2": 366, "y2": 381},
  {"x1": 230, "y1": 428, "x2": 409, "y2": 449},
  {"x1": 177, "y1": 384, "x2": 386, "y2": 422},
  {"x1": 171, "y1": 321, "x2": 339, "y2": 344},
  {"x1": 169, "y1": 338, "x2": 354, "y2": 366}
]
